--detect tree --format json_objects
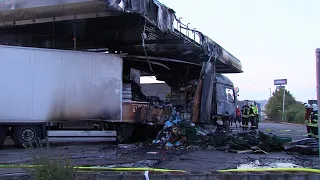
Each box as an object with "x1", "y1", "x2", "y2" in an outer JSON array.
[{"x1": 265, "y1": 89, "x2": 305, "y2": 123}]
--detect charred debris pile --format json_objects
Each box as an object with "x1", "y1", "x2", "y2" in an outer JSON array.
[
  {"x1": 151, "y1": 116, "x2": 291, "y2": 153},
  {"x1": 150, "y1": 114, "x2": 319, "y2": 155}
]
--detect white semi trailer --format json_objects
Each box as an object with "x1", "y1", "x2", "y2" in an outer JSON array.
[{"x1": 0, "y1": 45, "x2": 125, "y2": 147}]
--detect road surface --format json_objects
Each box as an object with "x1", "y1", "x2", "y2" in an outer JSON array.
[
  {"x1": 0, "y1": 121, "x2": 317, "y2": 178},
  {"x1": 234, "y1": 121, "x2": 307, "y2": 140}
]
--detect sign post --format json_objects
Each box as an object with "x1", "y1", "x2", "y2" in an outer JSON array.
[
  {"x1": 315, "y1": 48, "x2": 320, "y2": 157},
  {"x1": 274, "y1": 79, "x2": 287, "y2": 121}
]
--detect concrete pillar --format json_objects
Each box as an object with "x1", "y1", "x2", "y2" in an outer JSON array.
[
  {"x1": 200, "y1": 60, "x2": 215, "y2": 123},
  {"x1": 316, "y1": 48, "x2": 320, "y2": 156}
]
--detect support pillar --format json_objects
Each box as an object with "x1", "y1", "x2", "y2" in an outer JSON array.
[
  {"x1": 200, "y1": 59, "x2": 216, "y2": 123},
  {"x1": 315, "y1": 48, "x2": 320, "y2": 157}
]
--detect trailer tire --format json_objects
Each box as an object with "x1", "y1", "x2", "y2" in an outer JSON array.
[
  {"x1": 0, "y1": 126, "x2": 6, "y2": 147},
  {"x1": 117, "y1": 124, "x2": 134, "y2": 144},
  {"x1": 12, "y1": 126, "x2": 42, "y2": 147}
]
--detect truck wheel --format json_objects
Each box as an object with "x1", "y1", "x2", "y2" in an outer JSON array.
[
  {"x1": 0, "y1": 126, "x2": 6, "y2": 147},
  {"x1": 12, "y1": 126, "x2": 42, "y2": 147},
  {"x1": 117, "y1": 124, "x2": 134, "y2": 144}
]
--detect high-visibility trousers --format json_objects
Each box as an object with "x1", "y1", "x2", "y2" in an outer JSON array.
[{"x1": 307, "y1": 123, "x2": 318, "y2": 135}]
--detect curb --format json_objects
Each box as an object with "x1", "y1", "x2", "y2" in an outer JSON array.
[{"x1": 94, "y1": 171, "x2": 319, "y2": 180}]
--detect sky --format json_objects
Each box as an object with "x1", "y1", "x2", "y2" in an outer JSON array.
[{"x1": 145, "y1": 0, "x2": 320, "y2": 102}]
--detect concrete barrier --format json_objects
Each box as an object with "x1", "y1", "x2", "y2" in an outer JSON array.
[
  {"x1": 122, "y1": 171, "x2": 145, "y2": 180},
  {"x1": 148, "y1": 172, "x2": 168, "y2": 180},
  {"x1": 248, "y1": 172, "x2": 269, "y2": 180},
  {"x1": 189, "y1": 171, "x2": 209, "y2": 180},
  {"x1": 267, "y1": 172, "x2": 289, "y2": 180},
  {"x1": 1, "y1": 170, "x2": 319, "y2": 180},
  {"x1": 307, "y1": 173, "x2": 320, "y2": 180},
  {"x1": 228, "y1": 172, "x2": 249, "y2": 180},
  {"x1": 208, "y1": 172, "x2": 230, "y2": 180},
  {"x1": 96, "y1": 171, "x2": 123, "y2": 180},
  {"x1": 286, "y1": 172, "x2": 308, "y2": 180},
  {"x1": 167, "y1": 172, "x2": 190, "y2": 180}
]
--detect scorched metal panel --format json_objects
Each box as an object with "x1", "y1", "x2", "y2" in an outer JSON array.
[{"x1": 0, "y1": 45, "x2": 122, "y2": 123}]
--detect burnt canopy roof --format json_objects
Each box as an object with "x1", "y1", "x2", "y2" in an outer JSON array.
[{"x1": 0, "y1": 0, "x2": 242, "y2": 87}]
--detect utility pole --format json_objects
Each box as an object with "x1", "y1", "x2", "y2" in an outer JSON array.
[
  {"x1": 269, "y1": 88, "x2": 271, "y2": 99},
  {"x1": 315, "y1": 48, "x2": 320, "y2": 157},
  {"x1": 282, "y1": 86, "x2": 286, "y2": 121},
  {"x1": 273, "y1": 79, "x2": 287, "y2": 121}
]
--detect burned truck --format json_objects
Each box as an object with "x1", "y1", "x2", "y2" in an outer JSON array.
[{"x1": 0, "y1": 0, "x2": 242, "y2": 147}]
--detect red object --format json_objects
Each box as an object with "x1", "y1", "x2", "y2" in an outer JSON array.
[
  {"x1": 305, "y1": 108, "x2": 312, "y2": 120},
  {"x1": 236, "y1": 108, "x2": 241, "y2": 117}
]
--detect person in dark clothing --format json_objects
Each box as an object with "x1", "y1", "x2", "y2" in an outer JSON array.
[
  {"x1": 241, "y1": 103, "x2": 250, "y2": 130},
  {"x1": 236, "y1": 105, "x2": 241, "y2": 127}
]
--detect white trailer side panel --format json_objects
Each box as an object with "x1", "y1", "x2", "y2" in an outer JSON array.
[{"x1": 0, "y1": 46, "x2": 122, "y2": 123}]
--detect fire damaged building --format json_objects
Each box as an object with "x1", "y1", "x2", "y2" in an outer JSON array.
[{"x1": 0, "y1": 0, "x2": 243, "y2": 146}]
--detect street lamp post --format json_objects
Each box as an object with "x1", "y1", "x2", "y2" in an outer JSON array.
[
  {"x1": 315, "y1": 48, "x2": 320, "y2": 157},
  {"x1": 269, "y1": 88, "x2": 271, "y2": 99}
]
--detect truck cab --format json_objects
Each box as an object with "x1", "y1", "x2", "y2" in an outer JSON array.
[{"x1": 214, "y1": 74, "x2": 236, "y2": 119}]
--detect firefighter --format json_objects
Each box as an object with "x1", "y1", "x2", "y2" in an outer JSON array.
[
  {"x1": 249, "y1": 104, "x2": 256, "y2": 130},
  {"x1": 241, "y1": 102, "x2": 250, "y2": 130},
  {"x1": 307, "y1": 104, "x2": 318, "y2": 138},
  {"x1": 304, "y1": 104, "x2": 312, "y2": 135},
  {"x1": 253, "y1": 103, "x2": 259, "y2": 129}
]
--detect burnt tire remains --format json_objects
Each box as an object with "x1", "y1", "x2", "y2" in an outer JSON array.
[{"x1": 12, "y1": 126, "x2": 42, "y2": 147}]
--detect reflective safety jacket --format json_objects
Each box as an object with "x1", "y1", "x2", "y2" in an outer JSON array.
[
  {"x1": 307, "y1": 110, "x2": 318, "y2": 128},
  {"x1": 241, "y1": 105, "x2": 250, "y2": 118},
  {"x1": 253, "y1": 106, "x2": 258, "y2": 115},
  {"x1": 249, "y1": 106, "x2": 255, "y2": 117}
]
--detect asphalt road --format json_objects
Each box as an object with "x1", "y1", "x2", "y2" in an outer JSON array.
[
  {"x1": 230, "y1": 121, "x2": 307, "y2": 140},
  {"x1": 157, "y1": 121, "x2": 317, "y2": 171},
  {"x1": 0, "y1": 121, "x2": 317, "y2": 177}
]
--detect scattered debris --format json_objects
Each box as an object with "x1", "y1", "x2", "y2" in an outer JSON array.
[
  {"x1": 237, "y1": 160, "x2": 302, "y2": 169},
  {"x1": 118, "y1": 144, "x2": 138, "y2": 149},
  {"x1": 106, "y1": 160, "x2": 159, "y2": 168},
  {"x1": 283, "y1": 138, "x2": 319, "y2": 155},
  {"x1": 147, "y1": 152, "x2": 159, "y2": 155}
]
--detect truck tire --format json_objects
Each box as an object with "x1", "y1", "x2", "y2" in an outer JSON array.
[
  {"x1": 0, "y1": 126, "x2": 6, "y2": 147},
  {"x1": 117, "y1": 124, "x2": 134, "y2": 144},
  {"x1": 12, "y1": 126, "x2": 42, "y2": 147}
]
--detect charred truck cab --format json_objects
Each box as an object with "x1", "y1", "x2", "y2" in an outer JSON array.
[{"x1": 214, "y1": 74, "x2": 236, "y2": 120}]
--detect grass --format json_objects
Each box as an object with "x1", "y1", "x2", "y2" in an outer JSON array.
[{"x1": 24, "y1": 140, "x2": 75, "y2": 180}]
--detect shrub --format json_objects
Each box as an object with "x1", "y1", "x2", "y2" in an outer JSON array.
[
  {"x1": 285, "y1": 102, "x2": 305, "y2": 123},
  {"x1": 25, "y1": 141, "x2": 75, "y2": 180}
]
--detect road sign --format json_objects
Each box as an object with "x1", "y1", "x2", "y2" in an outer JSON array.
[{"x1": 274, "y1": 79, "x2": 287, "y2": 86}]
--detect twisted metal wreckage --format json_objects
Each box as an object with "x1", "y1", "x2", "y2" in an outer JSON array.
[{"x1": 0, "y1": 0, "x2": 249, "y2": 146}]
